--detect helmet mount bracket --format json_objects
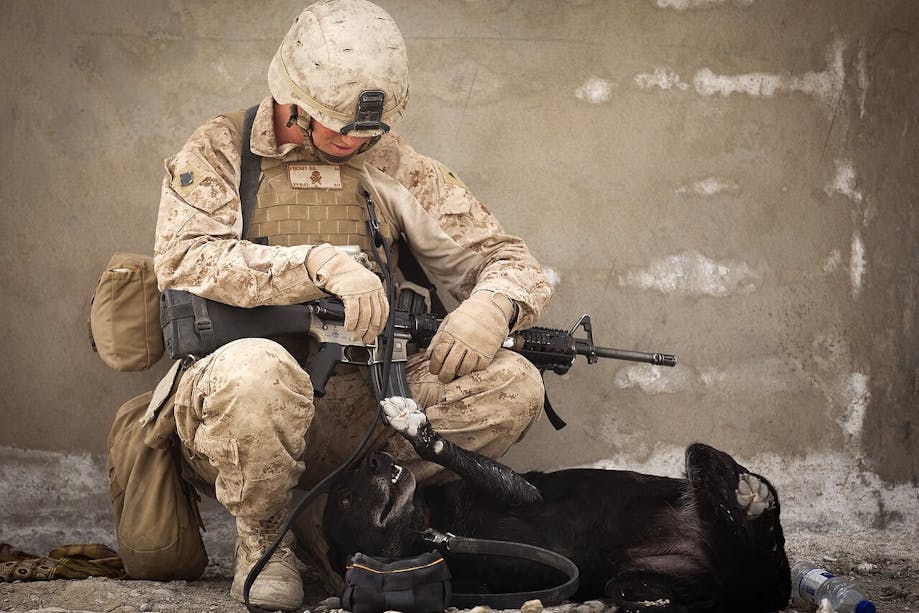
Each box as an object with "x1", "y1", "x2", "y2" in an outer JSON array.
[{"x1": 340, "y1": 90, "x2": 390, "y2": 135}]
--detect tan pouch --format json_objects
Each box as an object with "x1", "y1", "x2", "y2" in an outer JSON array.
[
  {"x1": 107, "y1": 390, "x2": 208, "y2": 580},
  {"x1": 89, "y1": 252, "x2": 164, "y2": 371}
]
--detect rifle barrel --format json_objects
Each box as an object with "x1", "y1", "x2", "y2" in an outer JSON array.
[{"x1": 578, "y1": 341, "x2": 677, "y2": 367}]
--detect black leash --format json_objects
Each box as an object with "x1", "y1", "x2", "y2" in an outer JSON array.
[{"x1": 422, "y1": 529, "x2": 579, "y2": 609}]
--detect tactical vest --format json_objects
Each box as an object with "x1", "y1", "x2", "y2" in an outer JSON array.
[{"x1": 224, "y1": 108, "x2": 395, "y2": 261}]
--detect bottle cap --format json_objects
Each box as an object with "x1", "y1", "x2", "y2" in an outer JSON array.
[{"x1": 855, "y1": 600, "x2": 876, "y2": 613}]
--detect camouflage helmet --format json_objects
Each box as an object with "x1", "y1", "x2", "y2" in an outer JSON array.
[{"x1": 268, "y1": 0, "x2": 409, "y2": 138}]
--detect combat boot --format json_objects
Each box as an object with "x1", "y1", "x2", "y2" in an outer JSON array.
[{"x1": 230, "y1": 513, "x2": 304, "y2": 611}]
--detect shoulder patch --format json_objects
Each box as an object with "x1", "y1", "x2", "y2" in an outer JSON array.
[
  {"x1": 437, "y1": 162, "x2": 467, "y2": 190},
  {"x1": 171, "y1": 162, "x2": 205, "y2": 197}
]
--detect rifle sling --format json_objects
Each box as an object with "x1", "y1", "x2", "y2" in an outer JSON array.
[{"x1": 239, "y1": 104, "x2": 260, "y2": 240}]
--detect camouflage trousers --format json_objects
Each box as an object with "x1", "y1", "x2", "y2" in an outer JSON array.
[{"x1": 172, "y1": 338, "x2": 543, "y2": 520}]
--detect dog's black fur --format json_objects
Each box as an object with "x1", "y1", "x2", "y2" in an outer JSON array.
[{"x1": 321, "y1": 441, "x2": 791, "y2": 613}]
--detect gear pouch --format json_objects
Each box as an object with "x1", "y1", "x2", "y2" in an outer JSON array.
[
  {"x1": 342, "y1": 551, "x2": 452, "y2": 613},
  {"x1": 89, "y1": 252, "x2": 164, "y2": 371}
]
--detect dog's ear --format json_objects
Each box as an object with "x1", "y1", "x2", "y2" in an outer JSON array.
[{"x1": 322, "y1": 484, "x2": 356, "y2": 571}]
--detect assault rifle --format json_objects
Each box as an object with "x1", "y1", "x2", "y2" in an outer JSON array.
[{"x1": 161, "y1": 288, "x2": 676, "y2": 428}]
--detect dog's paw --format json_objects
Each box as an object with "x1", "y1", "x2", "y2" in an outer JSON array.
[
  {"x1": 381, "y1": 396, "x2": 428, "y2": 437},
  {"x1": 736, "y1": 473, "x2": 773, "y2": 518}
]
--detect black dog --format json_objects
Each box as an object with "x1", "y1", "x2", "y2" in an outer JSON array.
[{"x1": 321, "y1": 399, "x2": 791, "y2": 613}]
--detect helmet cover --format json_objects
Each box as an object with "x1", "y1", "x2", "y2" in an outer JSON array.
[{"x1": 268, "y1": 0, "x2": 409, "y2": 138}]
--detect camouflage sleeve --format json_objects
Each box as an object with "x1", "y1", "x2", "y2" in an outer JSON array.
[
  {"x1": 364, "y1": 136, "x2": 553, "y2": 329},
  {"x1": 153, "y1": 116, "x2": 323, "y2": 307}
]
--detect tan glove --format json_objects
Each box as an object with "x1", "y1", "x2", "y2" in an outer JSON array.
[
  {"x1": 427, "y1": 290, "x2": 516, "y2": 384},
  {"x1": 306, "y1": 244, "x2": 389, "y2": 344}
]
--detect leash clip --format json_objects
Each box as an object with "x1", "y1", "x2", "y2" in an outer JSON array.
[{"x1": 420, "y1": 528, "x2": 455, "y2": 546}]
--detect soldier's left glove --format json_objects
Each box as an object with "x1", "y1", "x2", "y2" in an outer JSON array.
[
  {"x1": 306, "y1": 243, "x2": 389, "y2": 344},
  {"x1": 427, "y1": 290, "x2": 516, "y2": 384}
]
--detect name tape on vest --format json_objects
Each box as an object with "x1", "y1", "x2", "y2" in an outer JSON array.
[{"x1": 288, "y1": 164, "x2": 343, "y2": 190}]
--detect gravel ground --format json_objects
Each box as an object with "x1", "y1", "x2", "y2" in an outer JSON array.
[{"x1": 2, "y1": 526, "x2": 917, "y2": 613}]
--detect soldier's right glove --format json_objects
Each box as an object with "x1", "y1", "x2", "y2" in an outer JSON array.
[{"x1": 306, "y1": 243, "x2": 389, "y2": 344}]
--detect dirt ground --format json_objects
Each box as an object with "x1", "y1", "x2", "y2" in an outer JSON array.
[{"x1": 2, "y1": 526, "x2": 916, "y2": 613}]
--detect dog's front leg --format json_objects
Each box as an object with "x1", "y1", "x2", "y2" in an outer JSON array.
[{"x1": 381, "y1": 396, "x2": 542, "y2": 507}]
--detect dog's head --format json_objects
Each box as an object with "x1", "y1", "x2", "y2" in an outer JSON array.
[{"x1": 322, "y1": 451, "x2": 425, "y2": 572}]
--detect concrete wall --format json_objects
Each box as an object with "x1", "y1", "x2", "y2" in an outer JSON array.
[{"x1": 1, "y1": 0, "x2": 917, "y2": 535}]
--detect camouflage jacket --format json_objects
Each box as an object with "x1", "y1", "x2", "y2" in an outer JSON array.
[{"x1": 154, "y1": 95, "x2": 552, "y2": 329}]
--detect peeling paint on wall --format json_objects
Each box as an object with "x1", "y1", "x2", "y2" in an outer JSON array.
[
  {"x1": 616, "y1": 356, "x2": 810, "y2": 395},
  {"x1": 542, "y1": 266, "x2": 561, "y2": 289},
  {"x1": 850, "y1": 232, "x2": 866, "y2": 297},
  {"x1": 634, "y1": 67, "x2": 689, "y2": 91},
  {"x1": 676, "y1": 176, "x2": 741, "y2": 196},
  {"x1": 614, "y1": 363, "x2": 695, "y2": 393},
  {"x1": 630, "y1": 39, "x2": 845, "y2": 114},
  {"x1": 693, "y1": 39, "x2": 846, "y2": 113},
  {"x1": 839, "y1": 372, "x2": 870, "y2": 446},
  {"x1": 825, "y1": 159, "x2": 863, "y2": 202},
  {"x1": 652, "y1": 0, "x2": 755, "y2": 10},
  {"x1": 619, "y1": 250, "x2": 763, "y2": 296},
  {"x1": 574, "y1": 77, "x2": 613, "y2": 103},
  {"x1": 857, "y1": 43, "x2": 869, "y2": 119}
]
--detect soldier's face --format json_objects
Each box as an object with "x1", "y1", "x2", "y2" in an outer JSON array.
[{"x1": 310, "y1": 120, "x2": 370, "y2": 158}]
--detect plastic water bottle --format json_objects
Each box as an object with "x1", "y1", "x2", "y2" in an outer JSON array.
[{"x1": 790, "y1": 561, "x2": 877, "y2": 613}]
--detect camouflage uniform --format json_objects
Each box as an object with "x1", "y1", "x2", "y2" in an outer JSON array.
[{"x1": 154, "y1": 95, "x2": 553, "y2": 522}]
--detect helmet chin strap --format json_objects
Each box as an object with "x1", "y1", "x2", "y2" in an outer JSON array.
[{"x1": 288, "y1": 105, "x2": 381, "y2": 165}]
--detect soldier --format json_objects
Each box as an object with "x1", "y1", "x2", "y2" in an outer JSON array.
[{"x1": 152, "y1": 0, "x2": 553, "y2": 609}]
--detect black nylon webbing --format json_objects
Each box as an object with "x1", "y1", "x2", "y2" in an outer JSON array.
[
  {"x1": 440, "y1": 534, "x2": 579, "y2": 608},
  {"x1": 239, "y1": 104, "x2": 260, "y2": 240}
]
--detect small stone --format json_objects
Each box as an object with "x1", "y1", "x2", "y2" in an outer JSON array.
[
  {"x1": 468, "y1": 606, "x2": 493, "y2": 613},
  {"x1": 520, "y1": 599, "x2": 544, "y2": 613},
  {"x1": 582, "y1": 600, "x2": 607, "y2": 612}
]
